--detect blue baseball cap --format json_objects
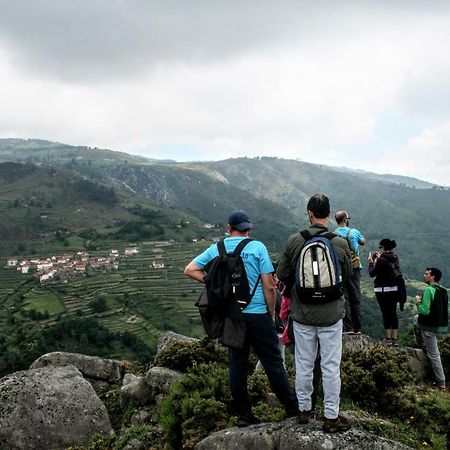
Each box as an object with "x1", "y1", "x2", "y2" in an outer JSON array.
[{"x1": 228, "y1": 210, "x2": 253, "y2": 231}]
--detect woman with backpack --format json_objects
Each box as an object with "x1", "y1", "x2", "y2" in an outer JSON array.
[{"x1": 368, "y1": 238, "x2": 404, "y2": 346}]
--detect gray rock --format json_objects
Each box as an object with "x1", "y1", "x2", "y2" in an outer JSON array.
[
  {"x1": 144, "y1": 366, "x2": 183, "y2": 397},
  {"x1": 403, "y1": 346, "x2": 430, "y2": 381},
  {"x1": 122, "y1": 438, "x2": 148, "y2": 450},
  {"x1": 195, "y1": 418, "x2": 414, "y2": 450},
  {"x1": 342, "y1": 334, "x2": 376, "y2": 352},
  {"x1": 0, "y1": 365, "x2": 113, "y2": 450},
  {"x1": 123, "y1": 372, "x2": 140, "y2": 386},
  {"x1": 130, "y1": 409, "x2": 152, "y2": 425},
  {"x1": 31, "y1": 351, "x2": 124, "y2": 383},
  {"x1": 120, "y1": 375, "x2": 152, "y2": 406},
  {"x1": 156, "y1": 330, "x2": 198, "y2": 355}
]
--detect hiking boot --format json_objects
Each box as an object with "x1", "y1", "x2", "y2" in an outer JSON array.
[
  {"x1": 382, "y1": 338, "x2": 392, "y2": 346},
  {"x1": 314, "y1": 411, "x2": 325, "y2": 421},
  {"x1": 322, "y1": 415, "x2": 352, "y2": 433},
  {"x1": 237, "y1": 414, "x2": 260, "y2": 428},
  {"x1": 391, "y1": 340, "x2": 399, "y2": 347},
  {"x1": 297, "y1": 410, "x2": 311, "y2": 424}
]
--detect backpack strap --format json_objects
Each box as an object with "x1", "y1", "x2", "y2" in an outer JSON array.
[
  {"x1": 300, "y1": 230, "x2": 312, "y2": 240},
  {"x1": 233, "y1": 238, "x2": 260, "y2": 300},
  {"x1": 345, "y1": 228, "x2": 356, "y2": 252},
  {"x1": 250, "y1": 274, "x2": 261, "y2": 298},
  {"x1": 232, "y1": 238, "x2": 253, "y2": 256},
  {"x1": 217, "y1": 239, "x2": 226, "y2": 256},
  {"x1": 300, "y1": 229, "x2": 336, "y2": 241}
]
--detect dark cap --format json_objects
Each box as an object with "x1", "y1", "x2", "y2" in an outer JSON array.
[{"x1": 228, "y1": 210, "x2": 253, "y2": 231}]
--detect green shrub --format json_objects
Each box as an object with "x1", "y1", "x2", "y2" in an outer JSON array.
[
  {"x1": 342, "y1": 346, "x2": 450, "y2": 449},
  {"x1": 341, "y1": 345, "x2": 413, "y2": 410},
  {"x1": 160, "y1": 362, "x2": 231, "y2": 449},
  {"x1": 113, "y1": 424, "x2": 162, "y2": 450},
  {"x1": 387, "y1": 385, "x2": 450, "y2": 450},
  {"x1": 101, "y1": 387, "x2": 141, "y2": 431},
  {"x1": 438, "y1": 334, "x2": 450, "y2": 380},
  {"x1": 152, "y1": 337, "x2": 228, "y2": 372}
]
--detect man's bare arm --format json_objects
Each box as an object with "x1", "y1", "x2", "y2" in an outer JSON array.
[
  {"x1": 184, "y1": 260, "x2": 206, "y2": 283},
  {"x1": 261, "y1": 273, "x2": 276, "y2": 318}
]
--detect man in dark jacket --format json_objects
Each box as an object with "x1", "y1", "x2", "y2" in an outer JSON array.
[
  {"x1": 277, "y1": 194, "x2": 352, "y2": 433},
  {"x1": 415, "y1": 267, "x2": 448, "y2": 389}
]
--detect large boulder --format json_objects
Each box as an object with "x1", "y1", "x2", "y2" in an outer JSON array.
[
  {"x1": 403, "y1": 346, "x2": 430, "y2": 381},
  {"x1": 342, "y1": 333, "x2": 376, "y2": 352},
  {"x1": 195, "y1": 417, "x2": 414, "y2": 450},
  {"x1": 156, "y1": 331, "x2": 198, "y2": 355},
  {"x1": 144, "y1": 366, "x2": 184, "y2": 397},
  {"x1": 31, "y1": 351, "x2": 125, "y2": 384},
  {"x1": 0, "y1": 365, "x2": 113, "y2": 450}
]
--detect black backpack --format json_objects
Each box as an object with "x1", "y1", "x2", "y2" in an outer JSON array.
[
  {"x1": 388, "y1": 258, "x2": 407, "y2": 308},
  {"x1": 203, "y1": 238, "x2": 259, "y2": 319}
]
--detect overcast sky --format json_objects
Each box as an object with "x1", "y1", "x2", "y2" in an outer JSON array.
[{"x1": 0, "y1": 1, "x2": 449, "y2": 185}]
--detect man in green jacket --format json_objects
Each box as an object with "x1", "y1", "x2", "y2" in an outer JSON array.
[
  {"x1": 278, "y1": 193, "x2": 352, "y2": 432},
  {"x1": 415, "y1": 267, "x2": 448, "y2": 390}
]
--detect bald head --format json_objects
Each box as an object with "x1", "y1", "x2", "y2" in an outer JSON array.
[{"x1": 335, "y1": 211, "x2": 349, "y2": 225}]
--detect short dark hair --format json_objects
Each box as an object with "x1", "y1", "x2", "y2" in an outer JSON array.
[
  {"x1": 426, "y1": 267, "x2": 442, "y2": 282},
  {"x1": 307, "y1": 194, "x2": 330, "y2": 219}
]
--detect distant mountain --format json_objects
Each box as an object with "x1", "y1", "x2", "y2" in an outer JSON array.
[
  {"x1": 0, "y1": 138, "x2": 150, "y2": 165},
  {"x1": 329, "y1": 166, "x2": 442, "y2": 189},
  {"x1": 199, "y1": 157, "x2": 450, "y2": 282},
  {"x1": 1, "y1": 139, "x2": 449, "y2": 283}
]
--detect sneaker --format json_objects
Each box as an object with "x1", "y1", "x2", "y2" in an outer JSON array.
[
  {"x1": 297, "y1": 410, "x2": 311, "y2": 424},
  {"x1": 391, "y1": 340, "x2": 399, "y2": 347},
  {"x1": 322, "y1": 415, "x2": 352, "y2": 433},
  {"x1": 237, "y1": 414, "x2": 260, "y2": 428},
  {"x1": 382, "y1": 338, "x2": 392, "y2": 346}
]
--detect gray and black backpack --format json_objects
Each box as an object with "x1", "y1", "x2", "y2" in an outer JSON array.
[{"x1": 295, "y1": 229, "x2": 343, "y2": 304}]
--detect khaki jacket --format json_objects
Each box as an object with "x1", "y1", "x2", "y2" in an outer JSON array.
[{"x1": 277, "y1": 224, "x2": 352, "y2": 326}]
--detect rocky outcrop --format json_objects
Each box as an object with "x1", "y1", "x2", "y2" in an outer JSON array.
[
  {"x1": 403, "y1": 346, "x2": 430, "y2": 381},
  {"x1": 195, "y1": 417, "x2": 414, "y2": 450},
  {"x1": 156, "y1": 330, "x2": 198, "y2": 354},
  {"x1": 0, "y1": 365, "x2": 113, "y2": 450},
  {"x1": 342, "y1": 333, "x2": 376, "y2": 351},
  {"x1": 31, "y1": 351, "x2": 125, "y2": 385}
]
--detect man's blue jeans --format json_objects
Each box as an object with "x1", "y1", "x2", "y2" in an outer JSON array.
[{"x1": 228, "y1": 313, "x2": 298, "y2": 417}]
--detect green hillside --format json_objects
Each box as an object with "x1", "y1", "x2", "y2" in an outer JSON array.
[
  {"x1": 0, "y1": 161, "x2": 218, "y2": 257},
  {"x1": 0, "y1": 138, "x2": 449, "y2": 378},
  {"x1": 201, "y1": 158, "x2": 450, "y2": 284}
]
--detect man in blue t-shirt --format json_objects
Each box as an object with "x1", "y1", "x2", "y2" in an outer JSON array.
[
  {"x1": 334, "y1": 211, "x2": 366, "y2": 334},
  {"x1": 184, "y1": 210, "x2": 298, "y2": 427}
]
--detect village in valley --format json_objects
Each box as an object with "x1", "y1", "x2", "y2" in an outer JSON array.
[{"x1": 6, "y1": 245, "x2": 146, "y2": 284}]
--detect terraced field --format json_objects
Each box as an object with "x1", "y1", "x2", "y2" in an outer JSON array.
[{"x1": 1, "y1": 239, "x2": 211, "y2": 350}]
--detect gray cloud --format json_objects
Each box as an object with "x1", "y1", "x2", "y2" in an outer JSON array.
[
  {"x1": 0, "y1": 0, "x2": 313, "y2": 81},
  {"x1": 2, "y1": 1, "x2": 447, "y2": 82}
]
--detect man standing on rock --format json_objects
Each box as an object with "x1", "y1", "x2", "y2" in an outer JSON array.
[
  {"x1": 414, "y1": 267, "x2": 448, "y2": 390},
  {"x1": 334, "y1": 211, "x2": 366, "y2": 334},
  {"x1": 278, "y1": 194, "x2": 353, "y2": 433},
  {"x1": 184, "y1": 210, "x2": 298, "y2": 427}
]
